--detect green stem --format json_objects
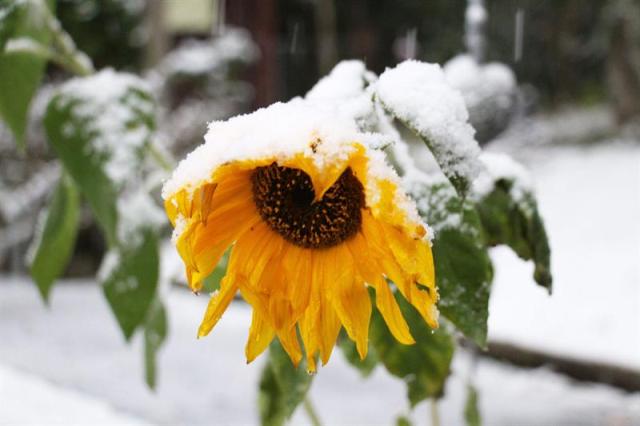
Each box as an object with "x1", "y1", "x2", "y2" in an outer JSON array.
[
  {"x1": 43, "y1": 3, "x2": 94, "y2": 76},
  {"x1": 148, "y1": 141, "x2": 175, "y2": 173},
  {"x1": 430, "y1": 398, "x2": 440, "y2": 426},
  {"x1": 303, "y1": 396, "x2": 323, "y2": 426}
]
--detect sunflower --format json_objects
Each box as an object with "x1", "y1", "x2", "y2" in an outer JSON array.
[{"x1": 162, "y1": 101, "x2": 438, "y2": 372}]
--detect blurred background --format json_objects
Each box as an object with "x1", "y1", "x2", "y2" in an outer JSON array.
[{"x1": 1, "y1": 0, "x2": 639, "y2": 425}]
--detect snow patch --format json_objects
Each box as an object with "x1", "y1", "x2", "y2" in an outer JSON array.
[
  {"x1": 159, "y1": 28, "x2": 258, "y2": 77},
  {"x1": 444, "y1": 54, "x2": 516, "y2": 111},
  {"x1": 472, "y1": 152, "x2": 533, "y2": 201}
]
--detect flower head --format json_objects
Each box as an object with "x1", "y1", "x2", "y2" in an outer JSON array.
[{"x1": 163, "y1": 101, "x2": 438, "y2": 371}]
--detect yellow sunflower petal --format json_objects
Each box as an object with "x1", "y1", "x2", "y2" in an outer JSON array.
[
  {"x1": 346, "y1": 232, "x2": 414, "y2": 345},
  {"x1": 198, "y1": 275, "x2": 239, "y2": 337},
  {"x1": 245, "y1": 310, "x2": 275, "y2": 363},
  {"x1": 314, "y1": 250, "x2": 343, "y2": 365},
  {"x1": 362, "y1": 211, "x2": 439, "y2": 329},
  {"x1": 276, "y1": 325, "x2": 303, "y2": 368},
  {"x1": 326, "y1": 245, "x2": 371, "y2": 359},
  {"x1": 189, "y1": 199, "x2": 261, "y2": 289},
  {"x1": 280, "y1": 244, "x2": 313, "y2": 322},
  {"x1": 381, "y1": 222, "x2": 436, "y2": 291}
]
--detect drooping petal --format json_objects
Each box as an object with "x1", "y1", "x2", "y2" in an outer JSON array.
[
  {"x1": 198, "y1": 275, "x2": 239, "y2": 337},
  {"x1": 346, "y1": 232, "x2": 414, "y2": 345},
  {"x1": 188, "y1": 195, "x2": 261, "y2": 289},
  {"x1": 246, "y1": 310, "x2": 276, "y2": 363},
  {"x1": 326, "y1": 245, "x2": 371, "y2": 359},
  {"x1": 280, "y1": 244, "x2": 313, "y2": 323},
  {"x1": 276, "y1": 325, "x2": 303, "y2": 368},
  {"x1": 381, "y1": 221, "x2": 435, "y2": 292},
  {"x1": 362, "y1": 211, "x2": 439, "y2": 329}
]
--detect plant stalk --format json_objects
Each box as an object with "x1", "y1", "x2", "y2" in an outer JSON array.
[{"x1": 303, "y1": 396, "x2": 323, "y2": 426}]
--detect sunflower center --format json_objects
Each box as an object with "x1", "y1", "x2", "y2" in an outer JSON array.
[{"x1": 251, "y1": 163, "x2": 365, "y2": 249}]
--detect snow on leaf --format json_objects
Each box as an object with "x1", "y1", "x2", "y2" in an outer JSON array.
[
  {"x1": 375, "y1": 60, "x2": 482, "y2": 196},
  {"x1": 306, "y1": 60, "x2": 378, "y2": 132},
  {"x1": 45, "y1": 68, "x2": 156, "y2": 246},
  {"x1": 101, "y1": 227, "x2": 159, "y2": 341},
  {"x1": 52, "y1": 68, "x2": 155, "y2": 185}
]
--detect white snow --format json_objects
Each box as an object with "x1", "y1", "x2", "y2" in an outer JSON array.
[
  {"x1": 444, "y1": 54, "x2": 516, "y2": 111},
  {"x1": 472, "y1": 152, "x2": 533, "y2": 201},
  {"x1": 0, "y1": 364, "x2": 149, "y2": 425},
  {"x1": 305, "y1": 60, "x2": 377, "y2": 131},
  {"x1": 57, "y1": 69, "x2": 154, "y2": 185},
  {"x1": 116, "y1": 189, "x2": 165, "y2": 246},
  {"x1": 159, "y1": 28, "x2": 258, "y2": 77},
  {"x1": 306, "y1": 60, "x2": 368, "y2": 100},
  {"x1": 376, "y1": 60, "x2": 481, "y2": 182}
]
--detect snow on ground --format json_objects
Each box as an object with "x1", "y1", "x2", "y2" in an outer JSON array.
[
  {"x1": 487, "y1": 141, "x2": 640, "y2": 370},
  {"x1": 1, "y1": 276, "x2": 640, "y2": 425},
  {"x1": 0, "y1": 364, "x2": 149, "y2": 426}
]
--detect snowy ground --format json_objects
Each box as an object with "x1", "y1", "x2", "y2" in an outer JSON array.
[
  {"x1": 1, "y1": 280, "x2": 639, "y2": 426},
  {"x1": 1, "y1": 141, "x2": 639, "y2": 425}
]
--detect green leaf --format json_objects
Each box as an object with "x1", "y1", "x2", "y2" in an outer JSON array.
[
  {"x1": 474, "y1": 178, "x2": 552, "y2": 292},
  {"x1": 101, "y1": 228, "x2": 159, "y2": 340},
  {"x1": 144, "y1": 297, "x2": 168, "y2": 389},
  {"x1": 338, "y1": 331, "x2": 379, "y2": 378},
  {"x1": 409, "y1": 178, "x2": 492, "y2": 347},
  {"x1": 464, "y1": 384, "x2": 481, "y2": 426},
  {"x1": 370, "y1": 289, "x2": 455, "y2": 407},
  {"x1": 0, "y1": 0, "x2": 54, "y2": 148},
  {"x1": 259, "y1": 339, "x2": 314, "y2": 426},
  {"x1": 44, "y1": 70, "x2": 156, "y2": 247},
  {"x1": 28, "y1": 172, "x2": 80, "y2": 302}
]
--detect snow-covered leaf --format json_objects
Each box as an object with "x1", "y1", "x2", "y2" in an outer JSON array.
[
  {"x1": 370, "y1": 289, "x2": 455, "y2": 407},
  {"x1": 0, "y1": 0, "x2": 53, "y2": 148},
  {"x1": 144, "y1": 297, "x2": 167, "y2": 390},
  {"x1": 27, "y1": 173, "x2": 79, "y2": 302},
  {"x1": 408, "y1": 177, "x2": 492, "y2": 346},
  {"x1": 472, "y1": 154, "x2": 552, "y2": 291},
  {"x1": 259, "y1": 339, "x2": 314, "y2": 426},
  {"x1": 44, "y1": 69, "x2": 156, "y2": 246},
  {"x1": 100, "y1": 227, "x2": 159, "y2": 341},
  {"x1": 376, "y1": 60, "x2": 481, "y2": 196}
]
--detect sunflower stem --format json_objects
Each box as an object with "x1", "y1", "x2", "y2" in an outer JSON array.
[
  {"x1": 303, "y1": 396, "x2": 323, "y2": 426},
  {"x1": 430, "y1": 398, "x2": 440, "y2": 426}
]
